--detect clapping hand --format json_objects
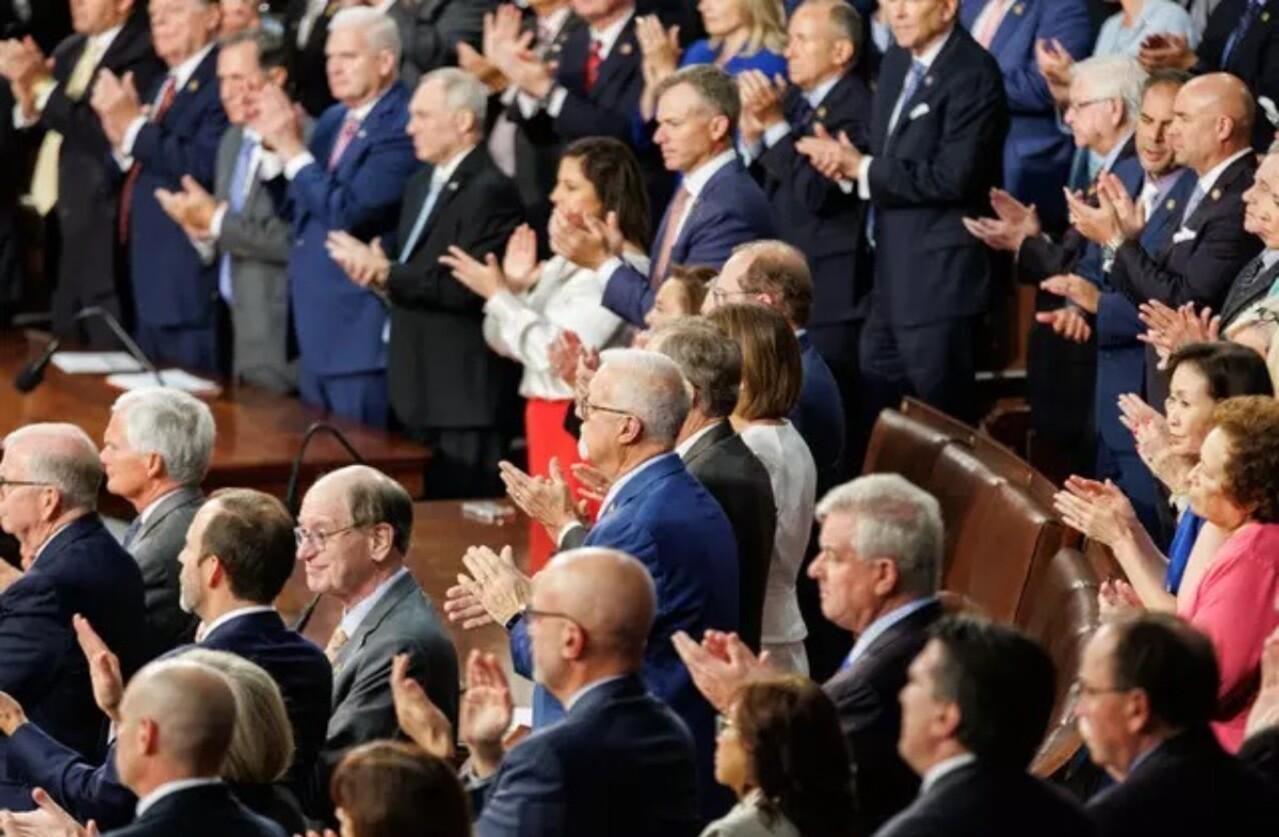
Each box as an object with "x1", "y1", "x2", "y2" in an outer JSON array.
[
  {"x1": 1247, "y1": 630, "x2": 1279, "y2": 738},
  {"x1": 549, "y1": 329, "x2": 584, "y2": 387},
  {"x1": 963, "y1": 188, "x2": 1041, "y2": 253},
  {"x1": 0, "y1": 788, "x2": 98, "y2": 837},
  {"x1": 154, "y1": 175, "x2": 221, "y2": 239},
  {"x1": 247, "y1": 83, "x2": 306, "y2": 159},
  {"x1": 459, "y1": 650, "x2": 513, "y2": 778},
  {"x1": 1053, "y1": 476, "x2": 1138, "y2": 547},
  {"x1": 502, "y1": 224, "x2": 542, "y2": 291},
  {"x1": 1041, "y1": 274, "x2": 1101, "y2": 315},
  {"x1": 737, "y1": 70, "x2": 786, "y2": 145},
  {"x1": 1137, "y1": 300, "x2": 1219, "y2": 368},
  {"x1": 498, "y1": 458, "x2": 587, "y2": 539},
  {"x1": 439, "y1": 247, "x2": 507, "y2": 300},
  {"x1": 794, "y1": 123, "x2": 861, "y2": 182},
  {"x1": 1137, "y1": 32, "x2": 1195, "y2": 73},
  {"x1": 637, "y1": 15, "x2": 680, "y2": 121},
  {"x1": 326, "y1": 232, "x2": 391, "y2": 291},
  {"x1": 458, "y1": 544, "x2": 532, "y2": 628},
  {"x1": 390, "y1": 653, "x2": 454, "y2": 759},
  {"x1": 1034, "y1": 37, "x2": 1073, "y2": 106},
  {"x1": 549, "y1": 209, "x2": 620, "y2": 270},
  {"x1": 1098, "y1": 578, "x2": 1144, "y2": 621},
  {"x1": 1035, "y1": 306, "x2": 1092, "y2": 343},
  {"x1": 89, "y1": 69, "x2": 142, "y2": 148},
  {"x1": 73, "y1": 615, "x2": 123, "y2": 723},
  {"x1": 0, "y1": 37, "x2": 50, "y2": 91},
  {"x1": 671, "y1": 630, "x2": 773, "y2": 713},
  {"x1": 570, "y1": 462, "x2": 611, "y2": 504}
]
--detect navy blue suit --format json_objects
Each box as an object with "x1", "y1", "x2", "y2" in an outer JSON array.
[
  {"x1": 859, "y1": 28, "x2": 1009, "y2": 424},
  {"x1": 601, "y1": 158, "x2": 774, "y2": 326},
  {"x1": 125, "y1": 49, "x2": 229, "y2": 372},
  {"x1": 4, "y1": 610, "x2": 332, "y2": 829},
  {"x1": 795, "y1": 332, "x2": 846, "y2": 492},
  {"x1": 0, "y1": 516, "x2": 147, "y2": 811},
  {"x1": 508, "y1": 453, "x2": 738, "y2": 818},
  {"x1": 474, "y1": 674, "x2": 699, "y2": 837},
  {"x1": 285, "y1": 83, "x2": 420, "y2": 425},
  {"x1": 960, "y1": 0, "x2": 1093, "y2": 228}
]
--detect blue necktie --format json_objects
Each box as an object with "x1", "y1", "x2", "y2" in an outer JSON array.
[
  {"x1": 122, "y1": 517, "x2": 142, "y2": 550},
  {"x1": 1222, "y1": 0, "x2": 1265, "y2": 68},
  {"x1": 1181, "y1": 183, "x2": 1207, "y2": 227},
  {"x1": 398, "y1": 174, "x2": 444, "y2": 263},
  {"x1": 887, "y1": 60, "x2": 927, "y2": 138},
  {"x1": 218, "y1": 135, "x2": 257, "y2": 303}
]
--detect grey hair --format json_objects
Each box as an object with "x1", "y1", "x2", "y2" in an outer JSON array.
[
  {"x1": 421, "y1": 67, "x2": 487, "y2": 129},
  {"x1": 816, "y1": 474, "x2": 942, "y2": 597},
  {"x1": 3, "y1": 423, "x2": 102, "y2": 511},
  {"x1": 649, "y1": 321, "x2": 742, "y2": 419},
  {"x1": 654, "y1": 64, "x2": 741, "y2": 130},
  {"x1": 330, "y1": 6, "x2": 402, "y2": 64},
  {"x1": 1071, "y1": 54, "x2": 1147, "y2": 122},
  {"x1": 598, "y1": 348, "x2": 692, "y2": 445},
  {"x1": 111, "y1": 388, "x2": 215, "y2": 486}
]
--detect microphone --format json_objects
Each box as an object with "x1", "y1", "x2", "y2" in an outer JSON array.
[
  {"x1": 13, "y1": 307, "x2": 166, "y2": 393},
  {"x1": 284, "y1": 421, "x2": 368, "y2": 518}
]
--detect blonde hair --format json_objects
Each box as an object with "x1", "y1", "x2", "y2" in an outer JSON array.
[{"x1": 711, "y1": 0, "x2": 787, "y2": 56}]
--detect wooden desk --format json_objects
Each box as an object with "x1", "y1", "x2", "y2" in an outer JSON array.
[{"x1": 0, "y1": 331, "x2": 430, "y2": 500}]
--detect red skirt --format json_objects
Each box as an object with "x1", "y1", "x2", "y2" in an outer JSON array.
[{"x1": 524, "y1": 398, "x2": 597, "y2": 573}]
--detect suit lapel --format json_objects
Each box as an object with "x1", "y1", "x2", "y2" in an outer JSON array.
[
  {"x1": 871, "y1": 51, "x2": 908, "y2": 151},
  {"x1": 133, "y1": 486, "x2": 203, "y2": 547},
  {"x1": 987, "y1": 0, "x2": 1029, "y2": 57},
  {"x1": 591, "y1": 19, "x2": 637, "y2": 94},
  {"x1": 333, "y1": 83, "x2": 405, "y2": 178},
  {"x1": 671, "y1": 161, "x2": 736, "y2": 260},
  {"x1": 681, "y1": 421, "x2": 735, "y2": 468},
  {"x1": 333, "y1": 571, "x2": 417, "y2": 683},
  {"x1": 1185, "y1": 154, "x2": 1253, "y2": 230}
]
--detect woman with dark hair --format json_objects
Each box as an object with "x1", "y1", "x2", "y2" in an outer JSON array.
[
  {"x1": 703, "y1": 676, "x2": 856, "y2": 837},
  {"x1": 441, "y1": 137, "x2": 651, "y2": 570},
  {"x1": 707, "y1": 304, "x2": 815, "y2": 675},
  {"x1": 1055, "y1": 341, "x2": 1274, "y2": 613},
  {"x1": 329, "y1": 741, "x2": 470, "y2": 837}
]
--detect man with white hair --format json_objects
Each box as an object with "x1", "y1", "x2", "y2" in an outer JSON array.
[
  {"x1": 101, "y1": 388, "x2": 214, "y2": 655},
  {"x1": 0, "y1": 423, "x2": 148, "y2": 811},
  {"x1": 453, "y1": 348, "x2": 738, "y2": 818},
  {"x1": 253, "y1": 6, "x2": 418, "y2": 425},
  {"x1": 330, "y1": 66, "x2": 523, "y2": 497},
  {"x1": 673, "y1": 473, "x2": 945, "y2": 833}
]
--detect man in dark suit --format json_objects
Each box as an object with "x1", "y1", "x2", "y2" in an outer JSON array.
[
  {"x1": 674, "y1": 473, "x2": 946, "y2": 833},
  {"x1": 295, "y1": 465, "x2": 459, "y2": 805},
  {"x1": 330, "y1": 68, "x2": 523, "y2": 497},
  {"x1": 91, "y1": 0, "x2": 228, "y2": 372},
  {"x1": 555, "y1": 64, "x2": 774, "y2": 326},
  {"x1": 155, "y1": 27, "x2": 298, "y2": 393},
  {"x1": 739, "y1": 0, "x2": 872, "y2": 463},
  {"x1": 1219, "y1": 151, "x2": 1279, "y2": 331},
  {"x1": 0, "y1": 423, "x2": 148, "y2": 811},
  {"x1": 0, "y1": 3, "x2": 163, "y2": 345},
  {"x1": 386, "y1": 0, "x2": 494, "y2": 88},
  {"x1": 0, "y1": 0, "x2": 71, "y2": 53},
  {"x1": 257, "y1": 7, "x2": 419, "y2": 425},
  {"x1": 798, "y1": 0, "x2": 1008, "y2": 425},
  {"x1": 101, "y1": 389, "x2": 213, "y2": 656},
  {"x1": 399, "y1": 549, "x2": 700, "y2": 837},
  {"x1": 283, "y1": 0, "x2": 337, "y2": 116},
  {"x1": 1079, "y1": 614, "x2": 1279, "y2": 836},
  {"x1": 877, "y1": 615, "x2": 1096, "y2": 837},
  {"x1": 0, "y1": 489, "x2": 333, "y2": 829}
]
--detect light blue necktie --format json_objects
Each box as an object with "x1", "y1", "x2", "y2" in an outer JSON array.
[
  {"x1": 218, "y1": 135, "x2": 257, "y2": 303},
  {"x1": 1180, "y1": 183, "x2": 1207, "y2": 228},
  {"x1": 870, "y1": 60, "x2": 928, "y2": 247},
  {"x1": 398, "y1": 174, "x2": 445, "y2": 263},
  {"x1": 1222, "y1": 0, "x2": 1265, "y2": 68}
]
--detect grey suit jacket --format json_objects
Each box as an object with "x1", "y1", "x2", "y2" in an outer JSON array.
[
  {"x1": 388, "y1": 0, "x2": 495, "y2": 88},
  {"x1": 326, "y1": 570, "x2": 459, "y2": 760},
  {"x1": 213, "y1": 125, "x2": 297, "y2": 393},
  {"x1": 128, "y1": 485, "x2": 203, "y2": 656}
]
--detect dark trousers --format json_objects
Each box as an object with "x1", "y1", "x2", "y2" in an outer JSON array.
[
  {"x1": 810, "y1": 319, "x2": 864, "y2": 481},
  {"x1": 406, "y1": 426, "x2": 507, "y2": 500},
  {"x1": 134, "y1": 321, "x2": 221, "y2": 376},
  {"x1": 299, "y1": 367, "x2": 389, "y2": 428}
]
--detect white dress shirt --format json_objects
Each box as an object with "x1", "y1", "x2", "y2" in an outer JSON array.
[
  {"x1": 482, "y1": 252, "x2": 640, "y2": 399},
  {"x1": 119, "y1": 43, "x2": 216, "y2": 166},
  {"x1": 674, "y1": 420, "x2": 724, "y2": 459},
  {"x1": 1196, "y1": 147, "x2": 1253, "y2": 204},
  {"x1": 137, "y1": 487, "x2": 185, "y2": 525}
]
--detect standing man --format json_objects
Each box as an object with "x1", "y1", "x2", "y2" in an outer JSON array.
[
  {"x1": 329, "y1": 68, "x2": 523, "y2": 498},
  {"x1": 798, "y1": 0, "x2": 1008, "y2": 425},
  {"x1": 255, "y1": 7, "x2": 418, "y2": 425},
  {"x1": 0, "y1": 0, "x2": 163, "y2": 345},
  {"x1": 91, "y1": 0, "x2": 229, "y2": 372},
  {"x1": 384, "y1": 0, "x2": 494, "y2": 89},
  {"x1": 284, "y1": 0, "x2": 338, "y2": 116}
]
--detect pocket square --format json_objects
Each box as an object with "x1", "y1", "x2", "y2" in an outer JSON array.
[
  {"x1": 909, "y1": 103, "x2": 931, "y2": 121},
  {"x1": 1171, "y1": 227, "x2": 1197, "y2": 244}
]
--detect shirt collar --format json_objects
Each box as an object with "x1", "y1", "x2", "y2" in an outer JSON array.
[
  {"x1": 589, "y1": 10, "x2": 634, "y2": 61},
  {"x1": 346, "y1": 87, "x2": 390, "y2": 124},
  {"x1": 199, "y1": 605, "x2": 277, "y2": 643},
  {"x1": 919, "y1": 753, "x2": 977, "y2": 795},
  {"x1": 598, "y1": 452, "x2": 676, "y2": 513},
  {"x1": 912, "y1": 26, "x2": 954, "y2": 72},
  {"x1": 1198, "y1": 147, "x2": 1252, "y2": 197},
  {"x1": 138, "y1": 487, "x2": 186, "y2": 525},
  {"x1": 843, "y1": 596, "x2": 937, "y2": 670},
  {"x1": 431, "y1": 144, "x2": 475, "y2": 188},
  {"x1": 675, "y1": 420, "x2": 725, "y2": 458},
  {"x1": 683, "y1": 149, "x2": 738, "y2": 198},
  {"x1": 805, "y1": 73, "x2": 843, "y2": 108},
  {"x1": 30, "y1": 519, "x2": 78, "y2": 568},
  {"x1": 167, "y1": 43, "x2": 214, "y2": 93},
  {"x1": 538, "y1": 5, "x2": 572, "y2": 42},
  {"x1": 1098, "y1": 130, "x2": 1135, "y2": 176},
  {"x1": 564, "y1": 673, "x2": 628, "y2": 712},
  {"x1": 135, "y1": 778, "x2": 222, "y2": 819},
  {"x1": 338, "y1": 566, "x2": 410, "y2": 639}
]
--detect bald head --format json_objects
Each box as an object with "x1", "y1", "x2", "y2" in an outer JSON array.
[
  {"x1": 2, "y1": 423, "x2": 102, "y2": 510},
  {"x1": 1171, "y1": 74, "x2": 1254, "y2": 171},
  {"x1": 537, "y1": 548, "x2": 656, "y2": 664},
  {"x1": 118, "y1": 660, "x2": 237, "y2": 785}
]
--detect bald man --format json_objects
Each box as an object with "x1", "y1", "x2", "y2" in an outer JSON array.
[
  {"x1": 110, "y1": 660, "x2": 284, "y2": 835},
  {"x1": 0, "y1": 424, "x2": 147, "y2": 811},
  {"x1": 468, "y1": 549, "x2": 700, "y2": 837}
]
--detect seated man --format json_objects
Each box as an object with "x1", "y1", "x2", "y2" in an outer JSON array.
[{"x1": 395, "y1": 548, "x2": 700, "y2": 837}]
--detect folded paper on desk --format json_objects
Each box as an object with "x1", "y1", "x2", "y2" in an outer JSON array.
[
  {"x1": 51, "y1": 352, "x2": 144, "y2": 374},
  {"x1": 106, "y1": 370, "x2": 220, "y2": 395}
]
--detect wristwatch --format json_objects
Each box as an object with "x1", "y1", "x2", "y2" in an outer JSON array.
[{"x1": 503, "y1": 607, "x2": 526, "y2": 632}]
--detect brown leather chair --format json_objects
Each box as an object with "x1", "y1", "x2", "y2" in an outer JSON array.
[
  {"x1": 862, "y1": 407, "x2": 953, "y2": 490},
  {"x1": 900, "y1": 397, "x2": 978, "y2": 447},
  {"x1": 1082, "y1": 538, "x2": 1127, "y2": 584},
  {"x1": 1017, "y1": 547, "x2": 1103, "y2": 778}
]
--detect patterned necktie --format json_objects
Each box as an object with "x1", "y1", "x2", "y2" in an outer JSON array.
[
  {"x1": 650, "y1": 185, "x2": 692, "y2": 285},
  {"x1": 218, "y1": 135, "x2": 258, "y2": 303},
  {"x1": 327, "y1": 113, "x2": 361, "y2": 171},
  {"x1": 1222, "y1": 0, "x2": 1265, "y2": 68},
  {"x1": 325, "y1": 627, "x2": 350, "y2": 663},
  {"x1": 29, "y1": 38, "x2": 105, "y2": 215},
  {"x1": 584, "y1": 39, "x2": 603, "y2": 92},
  {"x1": 119, "y1": 76, "x2": 179, "y2": 243}
]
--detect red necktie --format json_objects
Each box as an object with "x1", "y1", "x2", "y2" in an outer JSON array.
[
  {"x1": 118, "y1": 76, "x2": 179, "y2": 243},
  {"x1": 584, "y1": 40, "x2": 602, "y2": 92},
  {"x1": 327, "y1": 113, "x2": 361, "y2": 171}
]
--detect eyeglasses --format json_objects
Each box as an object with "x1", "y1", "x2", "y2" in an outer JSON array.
[
  {"x1": 715, "y1": 714, "x2": 738, "y2": 735},
  {"x1": 580, "y1": 401, "x2": 632, "y2": 421},
  {"x1": 0, "y1": 477, "x2": 51, "y2": 493},
  {"x1": 293, "y1": 523, "x2": 365, "y2": 551},
  {"x1": 524, "y1": 607, "x2": 581, "y2": 628},
  {"x1": 1066, "y1": 97, "x2": 1115, "y2": 115},
  {"x1": 708, "y1": 285, "x2": 752, "y2": 304},
  {"x1": 1068, "y1": 678, "x2": 1129, "y2": 702}
]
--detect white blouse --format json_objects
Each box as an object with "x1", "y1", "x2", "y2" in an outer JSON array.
[
  {"x1": 739, "y1": 421, "x2": 817, "y2": 647},
  {"x1": 481, "y1": 252, "x2": 648, "y2": 400}
]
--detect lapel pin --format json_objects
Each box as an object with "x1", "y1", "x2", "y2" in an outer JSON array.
[
  {"x1": 1013, "y1": 3, "x2": 1024, "y2": 13},
  {"x1": 1166, "y1": 198, "x2": 1176, "y2": 211},
  {"x1": 1212, "y1": 188, "x2": 1222, "y2": 200},
  {"x1": 1264, "y1": 11, "x2": 1271, "y2": 21},
  {"x1": 924, "y1": 75, "x2": 934, "y2": 87},
  {"x1": 448, "y1": 181, "x2": 459, "y2": 191},
  {"x1": 358, "y1": 130, "x2": 367, "y2": 139},
  {"x1": 188, "y1": 80, "x2": 199, "y2": 92},
  {"x1": 816, "y1": 105, "x2": 828, "y2": 118},
  {"x1": 619, "y1": 42, "x2": 633, "y2": 56}
]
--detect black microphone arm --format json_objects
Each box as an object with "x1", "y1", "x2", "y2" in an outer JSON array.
[
  {"x1": 283, "y1": 421, "x2": 369, "y2": 518},
  {"x1": 12, "y1": 306, "x2": 165, "y2": 393}
]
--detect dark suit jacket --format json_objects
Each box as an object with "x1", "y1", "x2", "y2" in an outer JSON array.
[
  {"x1": 1196, "y1": 0, "x2": 1279, "y2": 151},
  {"x1": 384, "y1": 146, "x2": 524, "y2": 430},
  {"x1": 1087, "y1": 727, "x2": 1279, "y2": 837},
  {"x1": 474, "y1": 674, "x2": 700, "y2": 837},
  {"x1": 285, "y1": 83, "x2": 420, "y2": 378},
  {"x1": 39, "y1": 15, "x2": 164, "y2": 339},
  {"x1": 823, "y1": 597, "x2": 941, "y2": 834},
  {"x1": 1110, "y1": 152, "x2": 1262, "y2": 311},
  {"x1": 877, "y1": 760, "x2": 1097, "y2": 837},
  {"x1": 1239, "y1": 726, "x2": 1279, "y2": 789},
  {"x1": 126, "y1": 486, "x2": 202, "y2": 657},
  {"x1": 388, "y1": 0, "x2": 495, "y2": 89},
  {"x1": 127, "y1": 48, "x2": 229, "y2": 335},
  {"x1": 601, "y1": 159, "x2": 775, "y2": 325},
  {"x1": 750, "y1": 73, "x2": 873, "y2": 328},
  {"x1": 868, "y1": 28, "x2": 1008, "y2": 328},
  {"x1": 284, "y1": 0, "x2": 337, "y2": 118},
  {"x1": 682, "y1": 421, "x2": 777, "y2": 653},
  {"x1": 106, "y1": 783, "x2": 285, "y2": 837},
  {"x1": 0, "y1": 516, "x2": 147, "y2": 810},
  {"x1": 794, "y1": 333, "x2": 846, "y2": 493},
  {"x1": 1220, "y1": 254, "x2": 1279, "y2": 329}
]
